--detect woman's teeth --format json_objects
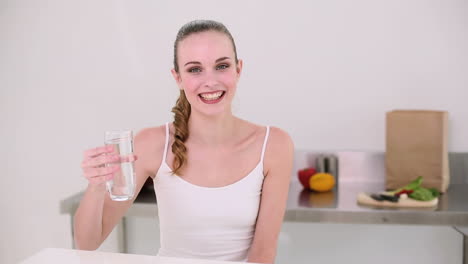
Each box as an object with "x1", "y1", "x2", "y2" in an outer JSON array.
[{"x1": 200, "y1": 91, "x2": 223, "y2": 100}]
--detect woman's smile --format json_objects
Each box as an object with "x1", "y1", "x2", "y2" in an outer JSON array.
[{"x1": 198, "y1": 91, "x2": 226, "y2": 104}]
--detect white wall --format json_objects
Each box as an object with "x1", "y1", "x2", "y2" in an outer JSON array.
[{"x1": 1, "y1": 0, "x2": 467, "y2": 263}]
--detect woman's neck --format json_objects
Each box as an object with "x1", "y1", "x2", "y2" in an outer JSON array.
[{"x1": 187, "y1": 111, "x2": 239, "y2": 147}]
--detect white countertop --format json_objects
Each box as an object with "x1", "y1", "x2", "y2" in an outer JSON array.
[{"x1": 20, "y1": 248, "x2": 255, "y2": 264}]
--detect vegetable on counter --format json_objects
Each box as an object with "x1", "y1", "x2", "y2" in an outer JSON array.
[
  {"x1": 409, "y1": 187, "x2": 441, "y2": 201},
  {"x1": 369, "y1": 193, "x2": 400, "y2": 203},
  {"x1": 297, "y1": 168, "x2": 336, "y2": 192},
  {"x1": 388, "y1": 176, "x2": 441, "y2": 201},
  {"x1": 395, "y1": 189, "x2": 414, "y2": 196},
  {"x1": 388, "y1": 176, "x2": 423, "y2": 195},
  {"x1": 297, "y1": 168, "x2": 316, "y2": 189}
]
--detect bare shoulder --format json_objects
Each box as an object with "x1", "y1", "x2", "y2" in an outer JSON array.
[
  {"x1": 135, "y1": 125, "x2": 166, "y2": 146},
  {"x1": 134, "y1": 124, "x2": 168, "y2": 178},
  {"x1": 264, "y1": 126, "x2": 295, "y2": 176},
  {"x1": 267, "y1": 127, "x2": 294, "y2": 148},
  {"x1": 237, "y1": 119, "x2": 293, "y2": 148}
]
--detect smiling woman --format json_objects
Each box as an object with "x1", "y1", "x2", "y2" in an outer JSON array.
[
  {"x1": 74, "y1": 20, "x2": 294, "y2": 264},
  {"x1": 170, "y1": 21, "x2": 243, "y2": 175}
]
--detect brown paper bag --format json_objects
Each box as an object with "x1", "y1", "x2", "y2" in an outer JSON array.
[{"x1": 385, "y1": 110, "x2": 450, "y2": 192}]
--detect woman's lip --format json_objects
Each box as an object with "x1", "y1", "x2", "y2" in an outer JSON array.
[
  {"x1": 198, "y1": 91, "x2": 226, "y2": 104},
  {"x1": 198, "y1": 90, "x2": 225, "y2": 96}
]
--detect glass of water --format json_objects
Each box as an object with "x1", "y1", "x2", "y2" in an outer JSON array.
[{"x1": 104, "y1": 130, "x2": 136, "y2": 201}]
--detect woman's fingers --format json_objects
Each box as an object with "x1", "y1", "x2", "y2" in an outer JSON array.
[
  {"x1": 83, "y1": 165, "x2": 120, "y2": 179},
  {"x1": 88, "y1": 173, "x2": 115, "y2": 185},
  {"x1": 120, "y1": 154, "x2": 138, "y2": 163},
  {"x1": 83, "y1": 145, "x2": 114, "y2": 159},
  {"x1": 81, "y1": 154, "x2": 137, "y2": 169},
  {"x1": 81, "y1": 154, "x2": 120, "y2": 168},
  {"x1": 81, "y1": 146, "x2": 136, "y2": 185}
]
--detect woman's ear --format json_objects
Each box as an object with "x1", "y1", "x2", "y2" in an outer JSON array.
[
  {"x1": 171, "y1": 68, "x2": 183, "y2": 89},
  {"x1": 236, "y1": 59, "x2": 243, "y2": 78}
]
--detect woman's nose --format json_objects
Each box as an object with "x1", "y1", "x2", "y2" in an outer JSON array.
[{"x1": 201, "y1": 70, "x2": 219, "y2": 87}]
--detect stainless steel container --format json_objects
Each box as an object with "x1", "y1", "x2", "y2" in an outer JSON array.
[{"x1": 315, "y1": 154, "x2": 339, "y2": 180}]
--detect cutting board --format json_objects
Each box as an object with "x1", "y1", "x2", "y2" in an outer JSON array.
[{"x1": 357, "y1": 192, "x2": 438, "y2": 208}]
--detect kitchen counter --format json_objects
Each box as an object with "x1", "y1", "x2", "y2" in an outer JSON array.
[
  {"x1": 286, "y1": 181, "x2": 468, "y2": 226},
  {"x1": 61, "y1": 181, "x2": 468, "y2": 226},
  {"x1": 61, "y1": 181, "x2": 468, "y2": 261},
  {"x1": 20, "y1": 248, "x2": 257, "y2": 264}
]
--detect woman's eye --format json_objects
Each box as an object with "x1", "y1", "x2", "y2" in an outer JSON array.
[
  {"x1": 188, "y1": 67, "x2": 202, "y2": 73},
  {"x1": 216, "y1": 64, "x2": 229, "y2": 70}
]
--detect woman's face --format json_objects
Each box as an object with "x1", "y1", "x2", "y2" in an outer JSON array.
[{"x1": 172, "y1": 31, "x2": 242, "y2": 117}]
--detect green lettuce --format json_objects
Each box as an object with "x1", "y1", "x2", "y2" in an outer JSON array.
[
  {"x1": 389, "y1": 176, "x2": 440, "y2": 201},
  {"x1": 409, "y1": 187, "x2": 436, "y2": 201},
  {"x1": 389, "y1": 176, "x2": 423, "y2": 195}
]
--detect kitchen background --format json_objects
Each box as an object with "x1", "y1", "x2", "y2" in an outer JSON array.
[{"x1": 1, "y1": 0, "x2": 467, "y2": 263}]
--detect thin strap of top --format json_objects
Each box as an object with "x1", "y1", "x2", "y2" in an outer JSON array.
[
  {"x1": 162, "y1": 122, "x2": 170, "y2": 164},
  {"x1": 260, "y1": 126, "x2": 270, "y2": 163}
]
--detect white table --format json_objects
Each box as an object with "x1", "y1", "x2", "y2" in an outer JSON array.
[{"x1": 20, "y1": 248, "x2": 256, "y2": 264}]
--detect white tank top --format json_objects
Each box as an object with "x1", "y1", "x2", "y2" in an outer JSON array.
[{"x1": 153, "y1": 122, "x2": 270, "y2": 262}]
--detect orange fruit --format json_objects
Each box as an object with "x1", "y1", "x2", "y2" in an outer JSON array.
[{"x1": 309, "y1": 173, "x2": 336, "y2": 192}]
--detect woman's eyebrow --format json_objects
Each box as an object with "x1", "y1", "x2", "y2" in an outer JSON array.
[
  {"x1": 184, "y1": 57, "x2": 231, "y2": 67},
  {"x1": 184, "y1": 61, "x2": 201, "y2": 66},
  {"x1": 215, "y1": 57, "x2": 231, "y2": 62}
]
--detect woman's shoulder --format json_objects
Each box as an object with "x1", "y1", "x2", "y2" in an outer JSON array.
[
  {"x1": 252, "y1": 122, "x2": 293, "y2": 166},
  {"x1": 262, "y1": 125, "x2": 294, "y2": 177},
  {"x1": 133, "y1": 124, "x2": 169, "y2": 177},
  {"x1": 135, "y1": 124, "x2": 166, "y2": 141},
  {"x1": 239, "y1": 118, "x2": 292, "y2": 145},
  {"x1": 266, "y1": 126, "x2": 293, "y2": 150},
  {"x1": 134, "y1": 124, "x2": 168, "y2": 154}
]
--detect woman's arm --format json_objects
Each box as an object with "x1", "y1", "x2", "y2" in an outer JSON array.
[
  {"x1": 247, "y1": 127, "x2": 294, "y2": 264},
  {"x1": 74, "y1": 126, "x2": 164, "y2": 250}
]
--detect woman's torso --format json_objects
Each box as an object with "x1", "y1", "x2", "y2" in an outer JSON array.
[{"x1": 147, "y1": 120, "x2": 270, "y2": 261}]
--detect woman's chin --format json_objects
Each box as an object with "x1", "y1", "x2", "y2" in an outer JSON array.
[{"x1": 193, "y1": 106, "x2": 232, "y2": 118}]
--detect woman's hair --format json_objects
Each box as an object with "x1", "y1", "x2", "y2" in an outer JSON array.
[{"x1": 170, "y1": 19, "x2": 238, "y2": 176}]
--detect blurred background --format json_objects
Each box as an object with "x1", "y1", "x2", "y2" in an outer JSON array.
[{"x1": 1, "y1": 0, "x2": 467, "y2": 263}]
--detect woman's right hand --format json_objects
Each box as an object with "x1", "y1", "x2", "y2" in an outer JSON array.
[{"x1": 81, "y1": 145, "x2": 121, "y2": 186}]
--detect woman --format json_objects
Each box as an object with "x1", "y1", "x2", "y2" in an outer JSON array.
[{"x1": 75, "y1": 20, "x2": 294, "y2": 264}]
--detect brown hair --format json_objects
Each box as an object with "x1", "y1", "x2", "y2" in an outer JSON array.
[{"x1": 170, "y1": 20, "x2": 238, "y2": 176}]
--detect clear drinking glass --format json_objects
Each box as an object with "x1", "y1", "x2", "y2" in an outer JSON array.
[{"x1": 104, "y1": 130, "x2": 136, "y2": 201}]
